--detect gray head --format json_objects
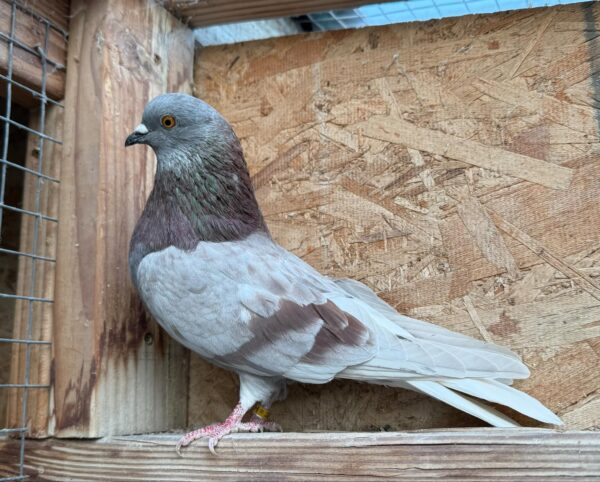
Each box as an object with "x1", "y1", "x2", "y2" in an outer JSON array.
[
  {"x1": 126, "y1": 93, "x2": 268, "y2": 265},
  {"x1": 125, "y1": 93, "x2": 238, "y2": 162}
]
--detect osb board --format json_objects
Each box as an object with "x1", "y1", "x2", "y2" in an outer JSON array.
[{"x1": 191, "y1": 3, "x2": 600, "y2": 432}]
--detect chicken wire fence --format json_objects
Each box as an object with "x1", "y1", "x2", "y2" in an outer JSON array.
[
  {"x1": 296, "y1": 0, "x2": 585, "y2": 31},
  {"x1": 0, "y1": 0, "x2": 66, "y2": 480}
]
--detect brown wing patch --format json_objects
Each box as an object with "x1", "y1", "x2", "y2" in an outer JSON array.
[
  {"x1": 213, "y1": 299, "x2": 376, "y2": 381},
  {"x1": 212, "y1": 300, "x2": 322, "y2": 375},
  {"x1": 304, "y1": 301, "x2": 375, "y2": 364}
]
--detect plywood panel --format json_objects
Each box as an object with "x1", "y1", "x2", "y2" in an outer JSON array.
[{"x1": 192, "y1": 3, "x2": 600, "y2": 432}]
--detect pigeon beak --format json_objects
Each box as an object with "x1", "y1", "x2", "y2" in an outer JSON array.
[{"x1": 125, "y1": 123, "x2": 149, "y2": 147}]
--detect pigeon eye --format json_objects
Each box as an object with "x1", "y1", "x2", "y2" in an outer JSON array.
[{"x1": 161, "y1": 115, "x2": 176, "y2": 129}]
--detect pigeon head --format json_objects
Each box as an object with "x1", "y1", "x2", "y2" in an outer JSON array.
[
  {"x1": 127, "y1": 94, "x2": 268, "y2": 270},
  {"x1": 125, "y1": 93, "x2": 238, "y2": 168}
]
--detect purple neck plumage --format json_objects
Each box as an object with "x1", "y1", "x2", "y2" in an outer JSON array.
[{"x1": 128, "y1": 143, "x2": 267, "y2": 282}]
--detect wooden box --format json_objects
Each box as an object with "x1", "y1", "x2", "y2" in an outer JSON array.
[{"x1": 2, "y1": 1, "x2": 599, "y2": 480}]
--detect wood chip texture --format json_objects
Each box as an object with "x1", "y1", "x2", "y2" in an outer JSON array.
[{"x1": 190, "y1": 4, "x2": 600, "y2": 432}]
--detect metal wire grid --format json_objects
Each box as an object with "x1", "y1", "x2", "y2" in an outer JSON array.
[
  {"x1": 298, "y1": 0, "x2": 585, "y2": 31},
  {"x1": 0, "y1": 1, "x2": 66, "y2": 480}
]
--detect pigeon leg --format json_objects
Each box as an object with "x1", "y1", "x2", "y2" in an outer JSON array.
[
  {"x1": 176, "y1": 402, "x2": 247, "y2": 456},
  {"x1": 236, "y1": 402, "x2": 282, "y2": 433}
]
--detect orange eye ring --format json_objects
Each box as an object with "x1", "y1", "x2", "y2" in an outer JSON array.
[{"x1": 161, "y1": 114, "x2": 176, "y2": 129}]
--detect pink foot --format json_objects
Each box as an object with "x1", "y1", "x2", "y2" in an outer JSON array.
[
  {"x1": 175, "y1": 403, "x2": 282, "y2": 456},
  {"x1": 176, "y1": 420, "x2": 236, "y2": 456}
]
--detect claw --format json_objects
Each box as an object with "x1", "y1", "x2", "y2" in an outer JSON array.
[
  {"x1": 175, "y1": 435, "x2": 191, "y2": 457},
  {"x1": 208, "y1": 437, "x2": 219, "y2": 456}
]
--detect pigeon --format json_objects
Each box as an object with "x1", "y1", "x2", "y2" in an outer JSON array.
[{"x1": 125, "y1": 93, "x2": 561, "y2": 455}]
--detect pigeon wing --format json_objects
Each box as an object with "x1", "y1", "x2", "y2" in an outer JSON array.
[{"x1": 135, "y1": 233, "x2": 377, "y2": 383}]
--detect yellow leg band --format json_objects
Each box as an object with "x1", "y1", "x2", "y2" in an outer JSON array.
[{"x1": 253, "y1": 405, "x2": 270, "y2": 420}]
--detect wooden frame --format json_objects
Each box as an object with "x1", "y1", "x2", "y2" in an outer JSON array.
[
  {"x1": 165, "y1": 0, "x2": 399, "y2": 27},
  {"x1": 1, "y1": 429, "x2": 599, "y2": 480},
  {"x1": 0, "y1": 0, "x2": 68, "y2": 102},
  {"x1": 1, "y1": 0, "x2": 68, "y2": 442},
  {"x1": 2, "y1": 0, "x2": 599, "y2": 479},
  {"x1": 6, "y1": 103, "x2": 63, "y2": 437}
]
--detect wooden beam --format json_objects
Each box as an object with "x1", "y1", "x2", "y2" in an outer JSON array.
[
  {"x1": 164, "y1": 0, "x2": 400, "y2": 27},
  {"x1": 52, "y1": 0, "x2": 194, "y2": 437},
  {"x1": 1, "y1": 429, "x2": 599, "y2": 480},
  {"x1": 0, "y1": 0, "x2": 69, "y2": 100}
]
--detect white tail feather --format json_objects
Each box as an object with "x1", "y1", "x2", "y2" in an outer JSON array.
[
  {"x1": 332, "y1": 277, "x2": 561, "y2": 427},
  {"x1": 401, "y1": 380, "x2": 520, "y2": 427},
  {"x1": 442, "y1": 379, "x2": 562, "y2": 425}
]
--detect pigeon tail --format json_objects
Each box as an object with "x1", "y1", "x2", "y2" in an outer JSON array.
[
  {"x1": 441, "y1": 378, "x2": 562, "y2": 425},
  {"x1": 332, "y1": 278, "x2": 562, "y2": 426},
  {"x1": 394, "y1": 379, "x2": 520, "y2": 427}
]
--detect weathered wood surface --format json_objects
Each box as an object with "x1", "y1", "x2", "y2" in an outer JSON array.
[
  {"x1": 1, "y1": 429, "x2": 598, "y2": 481},
  {"x1": 52, "y1": 0, "x2": 194, "y2": 437},
  {"x1": 0, "y1": 0, "x2": 69, "y2": 100},
  {"x1": 6, "y1": 104, "x2": 63, "y2": 437},
  {"x1": 165, "y1": 0, "x2": 397, "y2": 27},
  {"x1": 192, "y1": 3, "x2": 600, "y2": 432}
]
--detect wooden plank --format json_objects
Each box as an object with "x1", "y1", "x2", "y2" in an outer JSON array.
[
  {"x1": 52, "y1": 0, "x2": 194, "y2": 437},
  {"x1": 193, "y1": 3, "x2": 600, "y2": 432},
  {"x1": 165, "y1": 0, "x2": 399, "y2": 27},
  {"x1": 0, "y1": 0, "x2": 69, "y2": 100},
  {"x1": 1, "y1": 429, "x2": 598, "y2": 480},
  {"x1": 6, "y1": 104, "x2": 63, "y2": 438}
]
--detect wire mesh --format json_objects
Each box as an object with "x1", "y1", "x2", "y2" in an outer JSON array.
[
  {"x1": 0, "y1": 0, "x2": 66, "y2": 480},
  {"x1": 296, "y1": 0, "x2": 585, "y2": 31}
]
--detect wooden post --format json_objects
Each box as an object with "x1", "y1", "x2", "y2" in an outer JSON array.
[{"x1": 53, "y1": 0, "x2": 194, "y2": 437}]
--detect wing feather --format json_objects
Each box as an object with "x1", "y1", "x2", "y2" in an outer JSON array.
[{"x1": 138, "y1": 233, "x2": 378, "y2": 382}]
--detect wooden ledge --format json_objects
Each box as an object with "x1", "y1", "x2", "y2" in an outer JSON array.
[{"x1": 1, "y1": 428, "x2": 599, "y2": 480}]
